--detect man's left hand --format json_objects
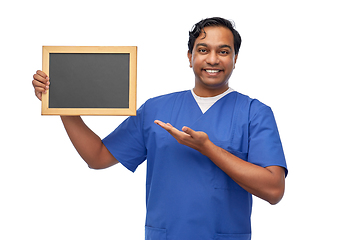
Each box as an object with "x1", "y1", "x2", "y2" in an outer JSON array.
[{"x1": 154, "y1": 120, "x2": 210, "y2": 153}]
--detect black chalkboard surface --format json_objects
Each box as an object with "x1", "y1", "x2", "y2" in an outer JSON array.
[{"x1": 41, "y1": 46, "x2": 137, "y2": 116}]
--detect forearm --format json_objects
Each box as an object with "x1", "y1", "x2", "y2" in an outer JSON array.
[
  {"x1": 154, "y1": 121, "x2": 285, "y2": 204},
  {"x1": 200, "y1": 140, "x2": 285, "y2": 205},
  {"x1": 61, "y1": 116, "x2": 117, "y2": 169}
]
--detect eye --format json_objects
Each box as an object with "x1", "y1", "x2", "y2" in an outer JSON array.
[
  {"x1": 198, "y1": 48, "x2": 207, "y2": 53},
  {"x1": 219, "y1": 50, "x2": 229, "y2": 55}
]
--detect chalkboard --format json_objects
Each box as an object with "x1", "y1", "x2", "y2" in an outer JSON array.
[{"x1": 41, "y1": 46, "x2": 137, "y2": 116}]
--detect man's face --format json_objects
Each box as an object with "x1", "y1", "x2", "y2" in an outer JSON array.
[{"x1": 188, "y1": 26, "x2": 238, "y2": 97}]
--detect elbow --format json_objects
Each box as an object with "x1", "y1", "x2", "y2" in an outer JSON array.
[
  {"x1": 84, "y1": 157, "x2": 103, "y2": 169},
  {"x1": 87, "y1": 161, "x2": 111, "y2": 170},
  {"x1": 268, "y1": 195, "x2": 282, "y2": 205},
  {"x1": 86, "y1": 157, "x2": 117, "y2": 170},
  {"x1": 265, "y1": 167, "x2": 286, "y2": 205},
  {"x1": 86, "y1": 157, "x2": 106, "y2": 169},
  {"x1": 88, "y1": 164, "x2": 104, "y2": 170},
  {"x1": 267, "y1": 187, "x2": 285, "y2": 205}
]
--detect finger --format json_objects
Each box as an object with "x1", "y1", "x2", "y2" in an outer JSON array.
[
  {"x1": 154, "y1": 120, "x2": 171, "y2": 128},
  {"x1": 154, "y1": 120, "x2": 165, "y2": 127},
  {"x1": 32, "y1": 80, "x2": 49, "y2": 99},
  {"x1": 33, "y1": 75, "x2": 50, "y2": 85},
  {"x1": 155, "y1": 121, "x2": 187, "y2": 139},
  {"x1": 33, "y1": 71, "x2": 50, "y2": 85},
  {"x1": 36, "y1": 70, "x2": 49, "y2": 80},
  {"x1": 34, "y1": 85, "x2": 47, "y2": 93},
  {"x1": 154, "y1": 120, "x2": 174, "y2": 132},
  {"x1": 32, "y1": 79, "x2": 49, "y2": 89}
]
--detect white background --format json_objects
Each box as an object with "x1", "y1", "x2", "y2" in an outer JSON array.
[{"x1": 1, "y1": 0, "x2": 359, "y2": 239}]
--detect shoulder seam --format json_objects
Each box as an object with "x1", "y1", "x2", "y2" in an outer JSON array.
[{"x1": 249, "y1": 101, "x2": 271, "y2": 123}]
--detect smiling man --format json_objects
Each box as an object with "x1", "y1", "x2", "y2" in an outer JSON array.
[{"x1": 32, "y1": 17, "x2": 287, "y2": 240}]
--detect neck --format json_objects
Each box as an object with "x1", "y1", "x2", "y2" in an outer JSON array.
[{"x1": 193, "y1": 85, "x2": 229, "y2": 97}]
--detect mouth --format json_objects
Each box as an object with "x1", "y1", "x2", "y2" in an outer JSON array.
[
  {"x1": 203, "y1": 69, "x2": 222, "y2": 74},
  {"x1": 205, "y1": 69, "x2": 220, "y2": 73}
]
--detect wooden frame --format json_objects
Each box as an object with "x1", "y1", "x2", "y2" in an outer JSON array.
[{"x1": 42, "y1": 46, "x2": 137, "y2": 116}]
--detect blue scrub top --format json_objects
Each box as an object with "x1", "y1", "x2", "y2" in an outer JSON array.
[{"x1": 103, "y1": 90, "x2": 287, "y2": 240}]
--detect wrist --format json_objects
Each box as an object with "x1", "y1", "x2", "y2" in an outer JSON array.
[{"x1": 199, "y1": 139, "x2": 216, "y2": 156}]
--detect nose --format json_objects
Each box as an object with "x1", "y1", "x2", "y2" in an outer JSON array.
[{"x1": 206, "y1": 51, "x2": 219, "y2": 65}]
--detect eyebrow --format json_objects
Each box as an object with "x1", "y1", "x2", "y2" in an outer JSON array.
[
  {"x1": 219, "y1": 44, "x2": 232, "y2": 50},
  {"x1": 195, "y1": 43, "x2": 233, "y2": 50}
]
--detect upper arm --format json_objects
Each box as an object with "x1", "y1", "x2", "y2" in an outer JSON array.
[{"x1": 89, "y1": 144, "x2": 119, "y2": 170}]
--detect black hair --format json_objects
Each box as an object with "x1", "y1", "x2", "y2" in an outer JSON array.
[{"x1": 188, "y1": 17, "x2": 242, "y2": 55}]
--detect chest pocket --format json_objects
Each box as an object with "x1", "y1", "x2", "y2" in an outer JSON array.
[{"x1": 212, "y1": 148, "x2": 248, "y2": 190}]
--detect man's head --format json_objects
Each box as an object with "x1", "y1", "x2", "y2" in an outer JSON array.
[
  {"x1": 188, "y1": 17, "x2": 242, "y2": 55},
  {"x1": 187, "y1": 17, "x2": 241, "y2": 97}
]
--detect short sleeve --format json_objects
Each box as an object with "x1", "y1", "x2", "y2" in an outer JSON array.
[
  {"x1": 102, "y1": 105, "x2": 147, "y2": 172},
  {"x1": 248, "y1": 103, "x2": 288, "y2": 177}
]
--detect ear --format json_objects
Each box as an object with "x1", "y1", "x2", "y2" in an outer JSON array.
[
  {"x1": 233, "y1": 54, "x2": 238, "y2": 69},
  {"x1": 187, "y1": 50, "x2": 193, "y2": 68}
]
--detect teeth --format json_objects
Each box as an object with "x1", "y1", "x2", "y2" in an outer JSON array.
[{"x1": 205, "y1": 69, "x2": 220, "y2": 73}]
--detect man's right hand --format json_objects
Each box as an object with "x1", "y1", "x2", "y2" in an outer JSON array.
[{"x1": 32, "y1": 70, "x2": 50, "y2": 101}]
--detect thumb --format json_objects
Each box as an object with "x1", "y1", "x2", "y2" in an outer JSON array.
[
  {"x1": 36, "y1": 92, "x2": 42, "y2": 101},
  {"x1": 182, "y1": 126, "x2": 194, "y2": 135}
]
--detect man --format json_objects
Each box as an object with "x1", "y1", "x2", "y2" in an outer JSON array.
[{"x1": 32, "y1": 17, "x2": 287, "y2": 240}]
